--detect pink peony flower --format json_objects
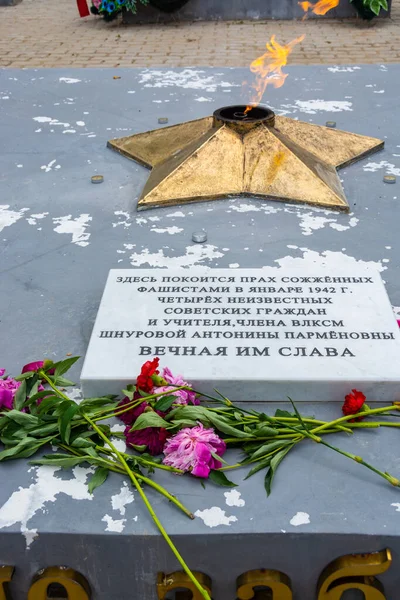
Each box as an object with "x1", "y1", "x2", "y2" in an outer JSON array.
[
  {"x1": 22, "y1": 360, "x2": 47, "y2": 374},
  {"x1": 93, "y1": 0, "x2": 102, "y2": 7},
  {"x1": 154, "y1": 367, "x2": 199, "y2": 406},
  {"x1": 0, "y1": 374, "x2": 21, "y2": 411},
  {"x1": 163, "y1": 423, "x2": 226, "y2": 478},
  {"x1": 124, "y1": 424, "x2": 169, "y2": 456},
  {"x1": 21, "y1": 361, "x2": 55, "y2": 376}
]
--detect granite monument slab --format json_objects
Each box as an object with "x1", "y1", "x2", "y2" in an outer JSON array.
[{"x1": 81, "y1": 267, "x2": 400, "y2": 402}]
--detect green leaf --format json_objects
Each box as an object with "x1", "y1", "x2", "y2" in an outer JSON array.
[
  {"x1": 14, "y1": 380, "x2": 27, "y2": 411},
  {"x1": 153, "y1": 395, "x2": 176, "y2": 412},
  {"x1": 380, "y1": 0, "x2": 388, "y2": 9},
  {"x1": 207, "y1": 413, "x2": 253, "y2": 439},
  {"x1": 88, "y1": 467, "x2": 109, "y2": 494},
  {"x1": 210, "y1": 450, "x2": 229, "y2": 465},
  {"x1": 121, "y1": 385, "x2": 135, "y2": 400},
  {"x1": 54, "y1": 400, "x2": 73, "y2": 417},
  {"x1": 0, "y1": 436, "x2": 54, "y2": 461},
  {"x1": 264, "y1": 444, "x2": 294, "y2": 496},
  {"x1": 30, "y1": 456, "x2": 88, "y2": 469},
  {"x1": 249, "y1": 440, "x2": 293, "y2": 461},
  {"x1": 53, "y1": 356, "x2": 80, "y2": 377},
  {"x1": 233, "y1": 411, "x2": 243, "y2": 421},
  {"x1": 54, "y1": 376, "x2": 76, "y2": 387},
  {"x1": 209, "y1": 470, "x2": 237, "y2": 487},
  {"x1": 3, "y1": 410, "x2": 39, "y2": 427},
  {"x1": 130, "y1": 444, "x2": 147, "y2": 452},
  {"x1": 71, "y1": 436, "x2": 97, "y2": 448},
  {"x1": 244, "y1": 456, "x2": 273, "y2": 479},
  {"x1": 166, "y1": 405, "x2": 210, "y2": 422},
  {"x1": 28, "y1": 423, "x2": 59, "y2": 437},
  {"x1": 85, "y1": 447, "x2": 99, "y2": 458},
  {"x1": 37, "y1": 396, "x2": 60, "y2": 414},
  {"x1": 26, "y1": 380, "x2": 40, "y2": 403},
  {"x1": 169, "y1": 418, "x2": 198, "y2": 429},
  {"x1": 14, "y1": 371, "x2": 36, "y2": 382},
  {"x1": 130, "y1": 412, "x2": 170, "y2": 431},
  {"x1": 79, "y1": 396, "x2": 118, "y2": 410},
  {"x1": 287, "y1": 397, "x2": 309, "y2": 431},
  {"x1": 369, "y1": 0, "x2": 380, "y2": 14},
  {"x1": 59, "y1": 403, "x2": 79, "y2": 444},
  {"x1": 274, "y1": 409, "x2": 294, "y2": 419},
  {"x1": 254, "y1": 425, "x2": 278, "y2": 438}
]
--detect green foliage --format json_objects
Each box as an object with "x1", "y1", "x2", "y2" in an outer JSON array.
[
  {"x1": 350, "y1": 0, "x2": 388, "y2": 16},
  {"x1": 264, "y1": 445, "x2": 294, "y2": 496},
  {"x1": 130, "y1": 412, "x2": 170, "y2": 431},
  {"x1": 88, "y1": 467, "x2": 109, "y2": 494},
  {"x1": 154, "y1": 395, "x2": 177, "y2": 412},
  {"x1": 209, "y1": 470, "x2": 237, "y2": 487}
]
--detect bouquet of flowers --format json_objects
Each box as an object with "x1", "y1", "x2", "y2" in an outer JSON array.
[
  {"x1": 76, "y1": 0, "x2": 149, "y2": 21},
  {"x1": 1, "y1": 356, "x2": 400, "y2": 600}
]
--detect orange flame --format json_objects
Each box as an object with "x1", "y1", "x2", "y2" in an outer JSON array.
[
  {"x1": 299, "y1": 0, "x2": 339, "y2": 15},
  {"x1": 245, "y1": 35, "x2": 305, "y2": 113}
]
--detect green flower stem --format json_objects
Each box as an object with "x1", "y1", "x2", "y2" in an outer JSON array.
[
  {"x1": 59, "y1": 443, "x2": 193, "y2": 518},
  {"x1": 97, "y1": 446, "x2": 183, "y2": 474},
  {"x1": 223, "y1": 428, "x2": 348, "y2": 445},
  {"x1": 39, "y1": 371, "x2": 72, "y2": 401},
  {"x1": 97, "y1": 454, "x2": 194, "y2": 519},
  {"x1": 93, "y1": 386, "x2": 188, "y2": 423},
  {"x1": 220, "y1": 441, "x2": 301, "y2": 472},
  {"x1": 311, "y1": 405, "x2": 399, "y2": 435},
  {"x1": 83, "y1": 414, "x2": 210, "y2": 600},
  {"x1": 93, "y1": 399, "x2": 143, "y2": 422},
  {"x1": 272, "y1": 409, "x2": 400, "y2": 489},
  {"x1": 318, "y1": 438, "x2": 400, "y2": 487}
]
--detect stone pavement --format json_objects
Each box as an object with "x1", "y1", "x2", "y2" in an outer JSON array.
[{"x1": 0, "y1": 0, "x2": 399, "y2": 68}]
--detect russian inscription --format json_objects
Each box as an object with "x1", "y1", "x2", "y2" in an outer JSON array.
[{"x1": 81, "y1": 269, "x2": 400, "y2": 401}]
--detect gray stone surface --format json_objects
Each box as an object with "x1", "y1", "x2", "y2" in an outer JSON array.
[
  {"x1": 1, "y1": 65, "x2": 400, "y2": 599},
  {"x1": 81, "y1": 267, "x2": 400, "y2": 401},
  {"x1": 123, "y1": 0, "x2": 391, "y2": 23}
]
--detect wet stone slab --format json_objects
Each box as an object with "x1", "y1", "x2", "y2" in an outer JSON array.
[
  {"x1": 1, "y1": 66, "x2": 400, "y2": 600},
  {"x1": 81, "y1": 267, "x2": 400, "y2": 401}
]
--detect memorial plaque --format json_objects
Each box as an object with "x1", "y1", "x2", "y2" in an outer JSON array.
[{"x1": 81, "y1": 268, "x2": 400, "y2": 401}]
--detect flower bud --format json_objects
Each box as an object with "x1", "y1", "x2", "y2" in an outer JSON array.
[
  {"x1": 388, "y1": 476, "x2": 400, "y2": 487},
  {"x1": 151, "y1": 374, "x2": 168, "y2": 387}
]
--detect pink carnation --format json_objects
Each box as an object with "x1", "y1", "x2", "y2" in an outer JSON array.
[
  {"x1": 0, "y1": 373, "x2": 21, "y2": 411},
  {"x1": 163, "y1": 423, "x2": 226, "y2": 478},
  {"x1": 154, "y1": 367, "x2": 198, "y2": 406}
]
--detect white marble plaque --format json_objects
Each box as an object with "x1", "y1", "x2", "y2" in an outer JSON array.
[{"x1": 81, "y1": 268, "x2": 400, "y2": 401}]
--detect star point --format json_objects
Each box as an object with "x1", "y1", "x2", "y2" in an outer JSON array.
[{"x1": 108, "y1": 107, "x2": 383, "y2": 211}]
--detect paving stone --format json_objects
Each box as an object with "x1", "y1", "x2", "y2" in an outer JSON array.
[{"x1": 0, "y1": 0, "x2": 400, "y2": 67}]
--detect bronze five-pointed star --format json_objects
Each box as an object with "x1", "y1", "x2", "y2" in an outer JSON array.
[{"x1": 108, "y1": 107, "x2": 383, "y2": 211}]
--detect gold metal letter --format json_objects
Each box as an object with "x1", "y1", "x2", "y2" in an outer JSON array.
[
  {"x1": 28, "y1": 567, "x2": 90, "y2": 600},
  {"x1": 0, "y1": 566, "x2": 14, "y2": 600},
  {"x1": 237, "y1": 569, "x2": 293, "y2": 600},
  {"x1": 157, "y1": 571, "x2": 212, "y2": 600},
  {"x1": 317, "y1": 548, "x2": 392, "y2": 600}
]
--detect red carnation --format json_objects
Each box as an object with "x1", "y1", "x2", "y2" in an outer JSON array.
[
  {"x1": 342, "y1": 389, "x2": 366, "y2": 420},
  {"x1": 136, "y1": 358, "x2": 160, "y2": 394}
]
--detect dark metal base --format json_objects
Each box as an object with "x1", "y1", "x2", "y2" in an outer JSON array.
[{"x1": 122, "y1": 0, "x2": 391, "y2": 23}]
